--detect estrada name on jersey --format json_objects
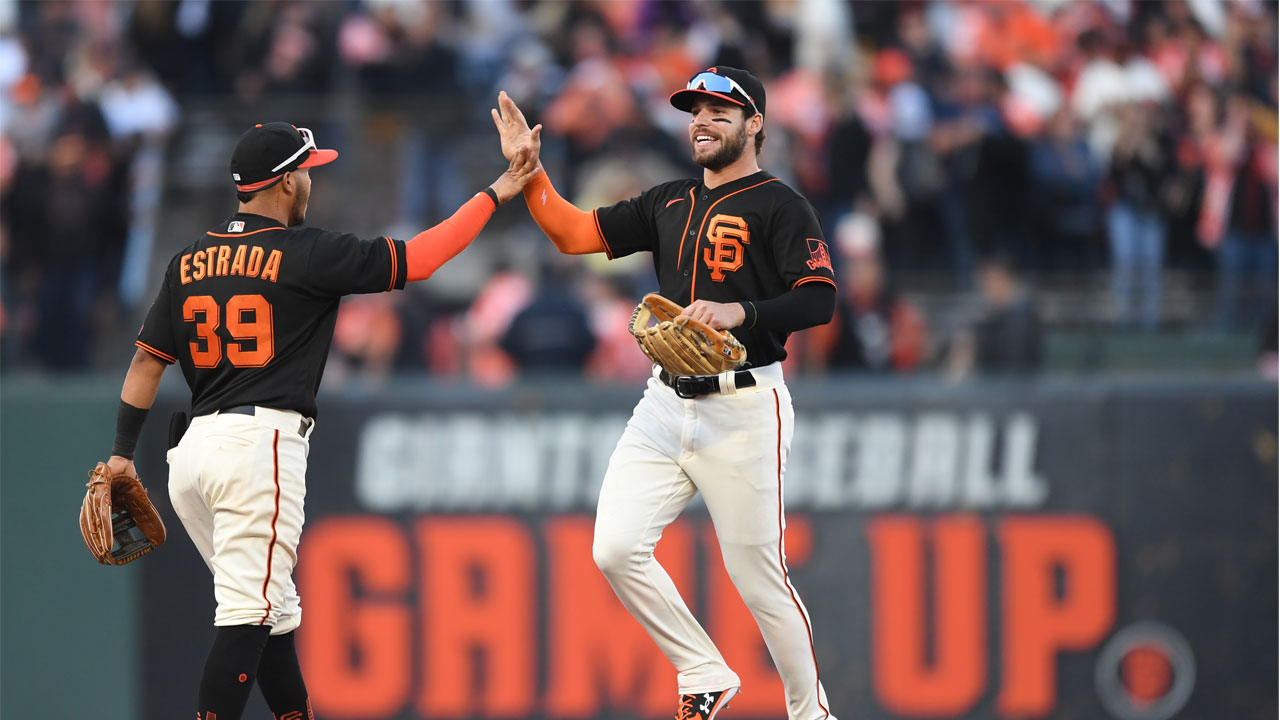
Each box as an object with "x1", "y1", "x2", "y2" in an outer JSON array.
[
  {"x1": 136, "y1": 212, "x2": 408, "y2": 418},
  {"x1": 594, "y1": 170, "x2": 836, "y2": 366}
]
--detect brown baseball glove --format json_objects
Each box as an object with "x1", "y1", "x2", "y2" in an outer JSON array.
[
  {"x1": 629, "y1": 292, "x2": 747, "y2": 376},
  {"x1": 79, "y1": 462, "x2": 167, "y2": 565}
]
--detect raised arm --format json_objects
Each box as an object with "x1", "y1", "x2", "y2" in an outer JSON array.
[
  {"x1": 492, "y1": 91, "x2": 607, "y2": 255},
  {"x1": 405, "y1": 144, "x2": 542, "y2": 281}
]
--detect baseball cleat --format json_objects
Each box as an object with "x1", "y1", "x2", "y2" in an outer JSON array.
[{"x1": 676, "y1": 687, "x2": 739, "y2": 720}]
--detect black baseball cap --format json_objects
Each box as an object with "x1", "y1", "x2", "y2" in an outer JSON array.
[
  {"x1": 230, "y1": 122, "x2": 338, "y2": 192},
  {"x1": 669, "y1": 66, "x2": 766, "y2": 117}
]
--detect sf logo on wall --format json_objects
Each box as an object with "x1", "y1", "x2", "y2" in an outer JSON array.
[{"x1": 703, "y1": 214, "x2": 750, "y2": 281}]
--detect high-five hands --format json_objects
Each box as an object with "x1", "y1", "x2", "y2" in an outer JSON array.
[
  {"x1": 488, "y1": 144, "x2": 542, "y2": 204},
  {"x1": 487, "y1": 91, "x2": 543, "y2": 204},
  {"x1": 492, "y1": 91, "x2": 543, "y2": 168}
]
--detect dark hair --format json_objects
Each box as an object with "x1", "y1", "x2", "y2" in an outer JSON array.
[
  {"x1": 733, "y1": 105, "x2": 765, "y2": 155},
  {"x1": 237, "y1": 173, "x2": 289, "y2": 204}
]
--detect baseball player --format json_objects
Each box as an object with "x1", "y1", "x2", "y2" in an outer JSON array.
[
  {"x1": 101, "y1": 122, "x2": 540, "y2": 720},
  {"x1": 493, "y1": 68, "x2": 838, "y2": 719}
]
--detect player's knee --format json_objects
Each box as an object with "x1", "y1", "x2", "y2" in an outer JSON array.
[
  {"x1": 203, "y1": 625, "x2": 271, "y2": 681},
  {"x1": 731, "y1": 580, "x2": 780, "y2": 613},
  {"x1": 592, "y1": 533, "x2": 637, "y2": 576},
  {"x1": 722, "y1": 551, "x2": 789, "y2": 611}
]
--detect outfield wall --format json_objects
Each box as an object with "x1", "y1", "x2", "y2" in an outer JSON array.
[{"x1": 3, "y1": 377, "x2": 1274, "y2": 719}]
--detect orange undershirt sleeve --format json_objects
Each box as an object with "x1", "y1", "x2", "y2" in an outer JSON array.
[
  {"x1": 405, "y1": 193, "x2": 497, "y2": 282},
  {"x1": 522, "y1": 172, "x2": 608, "y2": 255}
]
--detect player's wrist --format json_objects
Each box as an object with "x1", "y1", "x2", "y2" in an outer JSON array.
[
  {"x1": 521, "y1": 167, "x2": 549, "y2": 197},
  {"x1": 489, "y1": 177, "x2": 517, "y2": 205},
  {"x1": 112, "y1": 399, "x2": 150, "y2": 461}
]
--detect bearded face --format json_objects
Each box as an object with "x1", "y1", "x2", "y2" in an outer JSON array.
[
  {"x1": 692, "y1": 120, "x2": 749, "y2": 171},
  {"x1": 689, "y1": 100, "x2": 751, "y2": 172}
]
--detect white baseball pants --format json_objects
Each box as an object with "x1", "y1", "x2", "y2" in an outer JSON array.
[
  {"x1": 167, "y1": 407, "x2": 312, "y2": 634},
  {"x1": 593, "y1": 363, "x2": 835, "y2": 719}
]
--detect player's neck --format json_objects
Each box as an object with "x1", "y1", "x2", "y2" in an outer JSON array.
[
  {"x1": 701, "y1": 154, "x2": 761, "y2": 190},
  {"x1": 238, "y1": 196, "x2": 290, "y2": 227}
]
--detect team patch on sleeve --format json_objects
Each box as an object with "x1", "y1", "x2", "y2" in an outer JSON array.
[{"x1": 805, "y1": 238, "x2": 833, "y2": 272}]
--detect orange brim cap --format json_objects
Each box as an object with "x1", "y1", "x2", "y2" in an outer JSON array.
[{"x1": 299, "y1": 148, "x2": 338, "y2": 168}]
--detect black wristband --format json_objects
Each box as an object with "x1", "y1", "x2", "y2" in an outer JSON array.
[
  {"x1": 740, "y1": 301, "x2": 758, "y2": 329},
  {"x1": 482, "y1": 186, "x2": 500, "y2": 207},
  {"x1": 112, "y1": 400, "x2": 150, "y2": 460}
]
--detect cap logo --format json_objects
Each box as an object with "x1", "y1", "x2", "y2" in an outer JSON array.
[
  {"x1": 232, "y1": 173, "x2": 241, "y2": 181},
  {"x1": 228, "y1": 221, "x2": 245, "y2": 233}
]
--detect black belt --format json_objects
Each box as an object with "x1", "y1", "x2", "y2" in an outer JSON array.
[
  {"x1": 658, "y1": 369, "x2": 756, "y2": 399},
  {"x1": 221, "y1": 405, "x2": 312, "y2": 437}
]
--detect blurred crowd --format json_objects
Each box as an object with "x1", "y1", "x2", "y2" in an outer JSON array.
[{"x1": 0, "y1": 0, "x2": 1276, "y2": 382}]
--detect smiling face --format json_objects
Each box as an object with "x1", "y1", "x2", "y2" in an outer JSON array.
[{"x1": 688, "y1": 96, "x2": 752, "y2": 172}]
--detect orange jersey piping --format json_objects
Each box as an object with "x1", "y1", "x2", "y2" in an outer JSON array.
[
  {"x1": 383, "y1": 236, "x2": 398, "y2": 292},
  {"x1": 793, "y1": 276, "x2": 837, "y2": 290},
  {"x1": 591, "y1": 209, "x2": 614, "y2": 259},
  {"x1": 135, "y1": 340, "x2": 177, "y2": 364},
  {"x1": 206, "y1": 226, "x2": 285, "y2": 239},
  {"x1": 259, "y1": 430, "x2": 282, "y2": 625}
]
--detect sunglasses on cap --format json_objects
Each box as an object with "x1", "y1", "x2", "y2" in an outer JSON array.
[
  {"x1": 272, "y1": 127, "x2": 316, "y2": 173},
  {"x1": 685, "y1": 72, "x2": 757, "y2": 114}
]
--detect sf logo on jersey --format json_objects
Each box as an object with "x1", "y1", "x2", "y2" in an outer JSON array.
[{"x1": 702, "y1": 213, "x2": 750, "y2": 282}]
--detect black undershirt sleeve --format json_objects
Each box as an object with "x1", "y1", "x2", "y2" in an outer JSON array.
[
  {"x1": 739, "y1": 283, "x2": 836, "y2": 334},
  {"x1": 112, "y1": 400, "x2": 150, "y2": 460}
]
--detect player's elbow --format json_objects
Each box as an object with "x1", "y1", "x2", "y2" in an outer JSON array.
[
  {"x1": 540, "y1": 226, "x2": 607, "y2": 255},
  {"x1": 547, "y1": 234, "x2": 581, "y2": 255},
  {"x1": 801, "y1": 284, "x2": 836, "y2": 329},
  {"x1": 815, "y1": 286, "x2": 836, "y2": 324},
  {"x1": 131, "y1": 347, "x2": 169, "y2": 378}
]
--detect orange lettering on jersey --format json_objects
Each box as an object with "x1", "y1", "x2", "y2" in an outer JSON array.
[
  {"x1": 702, "y1": 214, "x2": 750, "y2": 282},
  {"x1": 180, "y1": 254, "x2": 193, "y2": 285},
  {"x1": 246, "y1": 246, "x2": 265, "y2": 277},
  {"x1": 230, "y1": 245, "x2": 248, "y2": 276},
  {"x1": 805, "y1": 238, "x2": 833, "y2": 271},
  {"x1": 192, "y1": 250, "x2": 207, "y2": 281},
  {"x1": 216, "y1": 245, "x2": 232, "y2": 276},
  {"x1": 261, "y1": 249, "x2": 283, "y2": 283}
]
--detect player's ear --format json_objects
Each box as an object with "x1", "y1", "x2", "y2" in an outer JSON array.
[{"x1": 280, "y1": 171, "x2": 295, "y2": 195}]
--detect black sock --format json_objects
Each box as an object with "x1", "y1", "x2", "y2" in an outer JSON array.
[
  {"x1": 257, "y1": 631, "x2": 311, "y2": 719},
  {"x1": 197, "y1": 625, "x2": 271, "y2": 720}
]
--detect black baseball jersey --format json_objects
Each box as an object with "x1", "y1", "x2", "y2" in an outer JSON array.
[
  {"x1": 594, "y1": 170, "x2": 836, "y2": 366},
  {"x1": 136, "y1": 212, "x2": 407, "y2": 418}
]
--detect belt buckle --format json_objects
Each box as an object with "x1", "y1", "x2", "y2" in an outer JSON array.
[{"x1": 674, "y1": 376, "x2": 701, "y2": 399}]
